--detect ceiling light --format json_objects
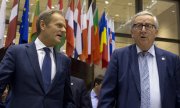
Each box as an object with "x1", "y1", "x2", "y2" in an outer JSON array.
[
  {"x1": 105, "y1": 1, "x2": 109, "y2": 5},
  {"x1": 115, "y1": 14, "x2": 119, "y2": 17},
  {"x1": 128, "y1": 3, "x2": 132, "y2": 6},
  {"x1": 6, "y1": 0, "x2": 9, "y2": 2},
  {"x1": 172, "y1": 10, "x2": 175, "y2": 13}
]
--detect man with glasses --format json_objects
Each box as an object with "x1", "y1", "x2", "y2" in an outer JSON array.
[{"x1": 98, "y1": 11, "x2": 180, "y2": 108}]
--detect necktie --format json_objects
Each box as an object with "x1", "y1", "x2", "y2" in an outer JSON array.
[
  {"x1": 139, "y1": 52, "x2": 150, "y2": 108},
  {"x1": 42, "y1": 47, "x2": 51, "y2": 92}
]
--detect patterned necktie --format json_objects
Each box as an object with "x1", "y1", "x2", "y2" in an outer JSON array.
[
  {"x1": 139, "y1": 52, "x2": 150, "y2": 108},
  {"x1": 42, "y1": 47, "x2": 51, "y2": 92}
]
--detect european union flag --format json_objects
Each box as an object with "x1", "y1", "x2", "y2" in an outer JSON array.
[{"x1": 19, "y1": 0, "x2": 29, "y2": 44}]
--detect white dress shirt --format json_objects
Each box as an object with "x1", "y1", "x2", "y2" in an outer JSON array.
[
  {"x1": 35, "y1": 38, "x2": 56, "y2": 82},
  {"x1": 137, "y1": 45, "x2": 161, "y2": 108},
  {"x1": 90, "y1": 89, "x2": 98, "y2": 108}
]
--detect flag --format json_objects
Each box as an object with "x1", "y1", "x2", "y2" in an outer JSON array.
[
  {"x1": 19, "y1": 0, "x2": 29, "y2": 44},
  {"x1": 0, "y1": 0, "x2": 6, "y2": 48},
  {"x1": 58, "y1": 0, "x2": 63, "y2": 11},
  {"x1": 92, "y1": 7, "x2": 100, "y2": 65},
  {"x1": 74, "y1": 0, "x2": 82, "y2": 58},
  {"x1": 79, "y1": 0, "x2": 88, "y2": 61},
  {"x1": 5, "y1": 0, "x2": 19, "y2": 48},
  {"x1": 29, "y1": 0, "x2": 40, "y2": 42},
  {"x1": 86, "y1": 2, "x2": 94, "y2": 64},
  {"x1": 46, "y1": 0, "x2": 52, "y2": 10},
  {"x1": 99, "y1": 11, "x2": 108, "y2": 68},
  {"x1": 65, "y1": 0, "x2": 75, "y2": 57},
  {"x1": 109, "y1": 19, "x2": 115, "y2": 57}
]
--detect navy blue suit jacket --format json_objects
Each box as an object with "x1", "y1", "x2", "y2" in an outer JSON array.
[
  {"x1": 70, "y1": 76, "x2": 92, "y2": 108},
  {"x1": 0, "y1": 43, "x2": 75, "y2": 108},
  {"x1": 98, "y1": 44, "x2": 180, "y2": 108}
]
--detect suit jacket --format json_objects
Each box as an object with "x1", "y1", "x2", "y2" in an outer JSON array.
[
  {"x1": 98, "y1": 44, "x2": 180, "y2": 108},
  {"x1": 70, "y1": 76, "x2": 92, "y2": 108},
  {"x1": 0, "y1": 43, "x2": 75, "y2": 108}
]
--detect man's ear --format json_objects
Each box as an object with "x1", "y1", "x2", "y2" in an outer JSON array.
[{"x1": 40, "y1": 20, "x2": 46, "y2": 31}]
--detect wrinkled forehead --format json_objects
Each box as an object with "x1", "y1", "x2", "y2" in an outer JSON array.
[{"x1": 133, "y1": 15, "x2": 155, "y2": 24}]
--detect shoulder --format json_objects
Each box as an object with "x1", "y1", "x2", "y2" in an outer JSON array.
[
  {"x1": 113, "y1": 44, "x2": 135, "y2": 54},
  {"x1": 111, "y1": 44, "x2": 136, "y2": 59},
  {"x1": 71, "y1": 76, "x2": 84, "y2": 84},
  {"x1": 155, "y1": 47, "x2": 179, "y2": 58}
]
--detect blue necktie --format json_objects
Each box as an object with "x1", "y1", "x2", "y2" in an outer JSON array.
[
  {"x1": 42, "y1": 47, "x2": 51, "y2": 92},
  {"x1": 139, "y1": 52, "x2": 150, "y2": 108}
]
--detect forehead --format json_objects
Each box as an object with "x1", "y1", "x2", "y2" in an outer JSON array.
[
  {"x1": 134, "y1": 15, "x2": 155, "y2": 24},
  {"x1": 50, "y1": 13, "x2": 66, "y2": 25},
  {"x1": 51, "y1": 13, "x2": 65, "y2": 21}
]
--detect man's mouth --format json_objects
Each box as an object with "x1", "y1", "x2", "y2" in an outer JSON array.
[
  {"x1": 140, "y1": 36, "x2": 147, "y2": 38},
  {"x1": 57, "y1": 34, "x2": 62, "y2": 37}
]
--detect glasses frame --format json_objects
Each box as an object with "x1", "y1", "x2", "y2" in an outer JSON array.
[{"x1": 132, "y1": 23, "x2": 156, "y2": 31}]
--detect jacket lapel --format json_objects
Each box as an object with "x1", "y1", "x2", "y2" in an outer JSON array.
[
  {"x1": 155, "y1": 47, "x2": 166, "y2": 102},
  {"x1": 130, "y1": 45, "x2": 141, "y2": 95},
  {"x1": 26, "y1": 43, "x2": 45, "y2": 92}
]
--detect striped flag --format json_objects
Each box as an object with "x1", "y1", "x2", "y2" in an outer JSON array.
[
  {"x1": 46, "y1": 0, "x2": 52, "y2": 10},
  {"x1": 109, "y1": 19, "x2": 115, "y2": 57},
  {"x1": 74, "y1": 0, "x2": 82, "y2": 58},
  {"x1": 99, "y1": 11, "x2": 108, "y2": 68},
  {"x1": 19, "y1": 0, "x2": 29, "y2": 44},
  {"x1": 29, "y1": 0, "x2": 40, "y2": 42},
  {"x1": 79, "y1": 0, "x2": 88, "y2": 61},
  {"x1": 0, "y1": 0, "x2": 6, "y2": 48},
  {"x1": 92, "y1": 7, "x2": 100, "y2": 65},
  {"x1": 5, "y1": 0, "x2": 19, "y2": 48},
  {"x1": 65, "y1": 0, "x2": 75, "y2": 57},
  {"x1": 58, "y1": 0, "x2": 63, "y2": 11},
  {"x1": 86, "y1": 2, "x2": 94, "y2": 64}
]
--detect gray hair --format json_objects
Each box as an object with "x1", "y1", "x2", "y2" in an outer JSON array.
[
  {"x1": 36, "y1": 9, "x2": 63, "y2": 35},
  {"x1": 130, "y1": 11, "x2": 159, "y2": 30}
]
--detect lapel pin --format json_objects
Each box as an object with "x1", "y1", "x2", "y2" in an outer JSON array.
[
  {"x1": 71, "y1": 83, "x2": 73, "y2": 86},
  {"x1": 162, "y1": 57, "x2": 166, "y2": 60}
]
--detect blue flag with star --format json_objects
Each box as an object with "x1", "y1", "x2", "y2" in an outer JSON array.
[{"x1": 19, "y1": 0, "x2": 29, "y2": 44}]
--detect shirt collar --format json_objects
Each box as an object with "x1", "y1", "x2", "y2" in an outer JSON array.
[
  {"x1": 91, "y1": 89, "x2": 98, "y2": 98},
  {"x1": 136, "y1": 44, "x2": 155, "y2": 57},
  {"x1": 35, "y1": 37, "x2": 54, "y2": 53}
]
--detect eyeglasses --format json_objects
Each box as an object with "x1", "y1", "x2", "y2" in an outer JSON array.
[{"x1": 132, "y1": 23, "x2": 156, "y2": 30}]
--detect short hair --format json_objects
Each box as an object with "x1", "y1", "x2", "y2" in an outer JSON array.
[
  {"x1": 130, "y1": 11, "x2": 159, "y2": 30},
  {"x1": 36, "y1": 9, "x2": 63, "y2": 35},
  {"x1": 93, "y1": 75, "x2": 104, "y2": 87}
]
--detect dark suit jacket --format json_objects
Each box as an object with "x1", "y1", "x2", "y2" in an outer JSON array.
[
  {"x1": 70, "y1": 76, "x2": 92, "y2": 108},
  {"x1": 0, "y1": 43, "x2": 75, "y2": 108},
  {"x1": 98, "y1": 44, "x2": 180, "y2": 108}
]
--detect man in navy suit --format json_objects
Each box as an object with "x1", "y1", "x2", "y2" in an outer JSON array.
[
  {"x1": 0, "y1": 9, "x2": 75, "y2": 108},
  {"x1": 98, "y1": 11, "x2": 180, "y2": 108},
  {"x1": 70, "y1": 76, "x2": 92, "y2": 108}
]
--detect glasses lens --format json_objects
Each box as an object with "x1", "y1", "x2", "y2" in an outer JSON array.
[{"x1": 133, "y1": 24, "x2": 155, "y2": 30}]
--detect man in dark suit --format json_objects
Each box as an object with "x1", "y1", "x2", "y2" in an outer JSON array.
[
  {"x1": 98, "y1": 11, "x2": 180, "y2": 108},
  {"x1": 70, "y1": 76, "x2": 92, "y2": 108},
  {"x1": 0, "y1": 9, "x2": 75, "y2": 108}
]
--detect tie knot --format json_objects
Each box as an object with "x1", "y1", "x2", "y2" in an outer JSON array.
[
  {"x1": 43, "y1": 47, "x2": 51, "y2": 54},
  {"x1": 139, "y1": 52, "x2": 149, "y2": 57}
]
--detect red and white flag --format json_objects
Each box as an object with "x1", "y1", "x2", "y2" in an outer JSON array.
[
  {"x1": 65, "y1": 0, "x2": 75, "y2": 57},
  {"x1": 0, "y1": 0, "x2": 6, "y2": 48},
  {"x1": 46, "y1": 0, "x2": 52, "y2": 10},
  {"x1": 80, "y1": 0, "x2": 88, "y2": 61},
  {"x1": 5, "y1": 0, "x2": 19, "y2": 48},
  {"x1": 86, "y1": 2, "x2": 94, "y2": 63},
  {"x1": 74, "y1": 0, "x2": 82, "y2": 57},
  {"x1": 58, "y1": 0, "x2": 63, "y2": 11}
]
